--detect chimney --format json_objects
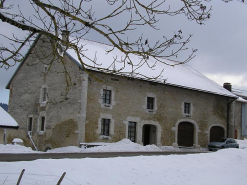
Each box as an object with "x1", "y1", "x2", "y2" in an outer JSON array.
[
  {"x1": 61, "y1": 30, "x2": 69, "y2": 43},
  {"x1": 223, "y1": 82, "x2": 232, "y2": 92}
]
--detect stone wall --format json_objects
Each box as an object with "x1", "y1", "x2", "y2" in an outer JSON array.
[
  {"x1": 7, "y1": 35, "x2": 81, "y2": 151},
  {"x1": 7, "y1": 35, "x2": 232, "y2": 149},
  {"x1": 85, "y1": 70, "x2": 229, "y2": 147}
]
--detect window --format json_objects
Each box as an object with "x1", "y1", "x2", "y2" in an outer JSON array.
[
  {"x1": 40, "y1": 116, "x2": 45, "y2": 132},
  {"x1": 99, "y1": 86, "x2": 115, "y2": 109},
  {"x1": 40, "y1": 86, "x2": 48, "y2": 106},
  {"x1": 184, "y1": 102, "x2": 191, "y2": 114},
  {"x1": 128, "y1": 122, "x2": 136, "y2": 142},
  {"x1": 145, "y1": 94, "x2": 157, "y2": 113},
  {"x1": 42, "y1": 88, "x2": 47, "y2": 102},
  {"x1": 97, "y1": 114, "x2": 114, "y2": 138},
  {"x1": 102, "y1": 89, "x2": 111, "y2": 104},
  {"x1": 27, "y1": 117, "x2": 33, "y2": 133},
  {"x1": 101, "y1": 118, "x2": 110, "y2": 136},
  {"x1": 44, "y1": 65, "x2": 48, "y2": 73},
  {"x1": 147, "y1": 97, "x2": 155, "y2": 110}
]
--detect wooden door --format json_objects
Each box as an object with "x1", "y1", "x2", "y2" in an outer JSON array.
[
  {"x1": 210, "y1": 126, "x2": 224, "y2": 142},
  {"x1": 178, "y1": 122, "x2": 194, "y2": 147}
]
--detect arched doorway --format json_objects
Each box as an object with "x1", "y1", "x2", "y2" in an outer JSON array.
[
  {"x1": 142, "y1": 124, "x2": 157, "y2": 146},
  {"x1": 210, "y1": 126, "x2": 224, "y2": 142},
  {"x1": 178, "y1": 122, "x2": 194, "y2": 147}
]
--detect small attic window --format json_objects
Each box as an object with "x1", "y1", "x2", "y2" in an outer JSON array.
[
  {"x1": 43, "y1": 65, "x2": 48, "y2": 73},
  {"x1": 40, "y1": 85, "x2": 48, "y2": 106},
  {"x1": 184, "y1": 102, "x2": 191, "y2": 116}
]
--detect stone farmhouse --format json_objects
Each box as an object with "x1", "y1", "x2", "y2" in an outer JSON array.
[{"x1": 6, "y1": 34, "x2": 243, "y2": 151}]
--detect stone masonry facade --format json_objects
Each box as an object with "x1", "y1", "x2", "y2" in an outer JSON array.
[{"x1": 6, "y1": 35, "x2": 233, "y2": 151}]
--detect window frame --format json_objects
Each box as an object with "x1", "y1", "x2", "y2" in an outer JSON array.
[
  {"x1": 40, "y1": 116, "x2": 45, "y2": 132},
  {"x1": 184, "y1": 102, "x2": 191, "y2": 115},
  {"x1": 101, "y1": 118, "x2": 110, "y2": 136},
  {"x1": 40, "y1": 85, "x2": 48, "y2": 106},
  {"x1": 27, "y1": 115, "x2": 33, "y2": 134},
  {"x1": 102, "y1": 89, "x2": 111, "y2": 105},
  {"x1": 43, "y1": 65, "x2": 48, "y2": 73},
  {"x1": 42, "y1": 87, "x2": 47, "y2": 102},
  {"x1": 99, "y1": 86, "x2": 115, "y2": 109},
  {"x1": 128, "y1": 122, "x2": 136, "y2": 142},
  {"x1": 145, "y1": 93, "x2": 157, "y2": 113},
  {"x1": 147, "y1": 97, "x2": 155, "y2": 110}
]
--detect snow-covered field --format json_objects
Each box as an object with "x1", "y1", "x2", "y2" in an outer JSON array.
[{"x1": 0, "y1": 139, "x2": 247, "y2": 185}]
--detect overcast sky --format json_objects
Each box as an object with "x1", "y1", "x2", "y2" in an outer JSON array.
[{"x1": 0, "y1": 0, "x2": 247, "y2": 104}]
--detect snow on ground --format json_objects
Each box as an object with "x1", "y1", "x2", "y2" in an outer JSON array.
[
  {"x1": 0, "y1": 140, "x2": 247, "y2": 184},
  {"x1": 48, "y1": 139, "x2": 162, "y2": 153},
  {"x1": 0, "y1": 139, "x2": 162, "y2": 153},
  {"x1": 236, "y1": 139, "x2": 247, "y2": 149},
  {"x1": 1, "y1": 138, "x2": 247, "y2": 153},
  {"x1": 0, "y1": 144, "x2": 41, "y2": 153},
  {"x1": 82, "y1": 140, "x2": 161, "y2": 152},
  {"x1": 0, "y1": 148, "x2": 247, "y2": 185}
]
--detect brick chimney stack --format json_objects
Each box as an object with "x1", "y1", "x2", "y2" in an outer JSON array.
[
  {"x1": 61, "y1": 30, "x2": 69, "y2": 43},
  {"x1": 223, "y1": 82, "x2": 232, "y2": 92}
]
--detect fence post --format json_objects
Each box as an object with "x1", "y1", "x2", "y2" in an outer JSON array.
[
  {"x1": 3, "y1": 129, "x2": 6, "y2": 145},
  {"x1": 57, "y1": 172, "x2": 66, "y2": 185},
  {"x1": 16, "y1": 169, "x2": 25, "y2": 185}
]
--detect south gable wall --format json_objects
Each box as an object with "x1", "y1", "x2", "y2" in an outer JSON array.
[
  {"x1": 7, "y1": 36, "x2": 81, "y2": 151},
  {"x1": 85, "y1": 70, "x2": 229, "y2": 147}
]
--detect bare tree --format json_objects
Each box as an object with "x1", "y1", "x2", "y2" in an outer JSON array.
[
  {"x1": 0, "y1": 0, "x2": 213, "y2": 69},
  {"x1": 0, "y1": 0, "x2": 244, "y2": 101}
]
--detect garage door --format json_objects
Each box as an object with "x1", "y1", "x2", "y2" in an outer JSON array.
[
  {"x1": 178, "y1": 122, "x2": 194, "y2": 147},
  {"x1": 210, "y1": 126, "x2": 224, "y2": 142}
]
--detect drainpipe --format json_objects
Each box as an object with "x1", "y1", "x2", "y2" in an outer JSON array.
[
  {"x1": 77, "y1": 71, "x2": 89, "y2": 145},
  {"x1": 223, "y1": 83, "x2": 236, "y2": 138},
  {"x1": 227, "y1": 98, "x2": 235, "y2": 138}
]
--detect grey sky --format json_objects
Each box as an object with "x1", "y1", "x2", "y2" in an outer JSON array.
[{"x1": 0, "y1": 0, "x2": 247, "y2": 104}]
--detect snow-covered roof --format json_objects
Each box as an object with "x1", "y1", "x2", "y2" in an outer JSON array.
[
  {"x1": 0, "y1": 107, "x2": 19, "y2": 129},
  {"x1": 237, "y1": 97, "x2": 247, "y2": 103},
  {"x1": 66, "y1": 38, "x2": 237, "y2": 98},
  {"x1": 232, "y1": 89, "x2": 247, "y2": 100}
]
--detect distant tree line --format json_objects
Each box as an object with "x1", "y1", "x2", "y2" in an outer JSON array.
[{"x1": 0, "y1": 103, "x2": 8, "y2": 112}]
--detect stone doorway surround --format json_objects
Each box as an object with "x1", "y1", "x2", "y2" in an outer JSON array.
[
  {"x1": 207, "y1": 124, "x2": 226, "y2": 143},
  {"x1": 124, "y1": 117, "x2": 162, "y2": 146},
  {"x1": 172, "y1": 118, "x2": 201, "y2": 149},
  {"x1": 142, "y1": 124, "x2": 157, "y2": 146}
]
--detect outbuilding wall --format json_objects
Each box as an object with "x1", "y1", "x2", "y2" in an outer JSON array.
[
  {"x1": 0, "y1": 129, "x2": 4, "y2": 144},
  {"x1": 234, "y1": 101, "x2": 247, "y2": 140}
]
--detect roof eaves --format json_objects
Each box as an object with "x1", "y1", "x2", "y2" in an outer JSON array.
[
  {"x1": 164, "y1": 82, "x2": 238, "y2": 99},
  {"x1": 236, "y1": 97, "x2": 247, "y2": 103},
  {"x1": 0, "y1": 125, "x2": 19, "y2": 130},
  {"x1": 86, "y1": 67, "x2": 238, "y2": 99}
]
